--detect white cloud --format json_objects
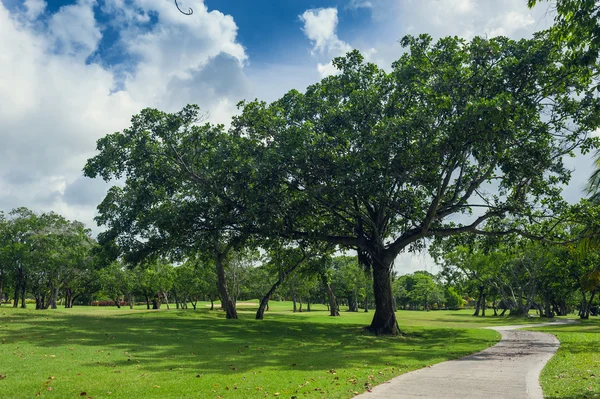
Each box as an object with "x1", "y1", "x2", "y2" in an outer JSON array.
[
  {"x1": 0, "y1": 0, "x2": 249, "y2": 233},
  {"x1": 300, "y1": 8, "x2": 352, "y2": 57},
  {"x1": 300, "y1": 8, "x2": 353, "y2": 77},
  {"x1": 317, "y1": 62, "x2": 339, "y2": 77},
  {"x1": 347, "y1": 0, "x2": 372, "y2": 10},
  {"x1": 487, "y1": 11, "x2": 536, "y2": 37},
  {"x1": 24, "y1": 0, "x2": 46, "y2": 20},
  {"x1": 48, "y1": 0, "x2": 102, "y2": 59}
]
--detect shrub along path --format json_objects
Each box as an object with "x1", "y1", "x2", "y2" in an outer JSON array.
[{"x1": 354, "y1": 320, "x2": 574, "y2": 399}]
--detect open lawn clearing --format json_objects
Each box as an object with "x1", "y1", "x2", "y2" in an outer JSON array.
[
  {"x1": 0, "y1": 306, "x2": 503, "y2": 399},
  {"x1": 529, "y1": 319, "x2": 600, "y2": 399}
]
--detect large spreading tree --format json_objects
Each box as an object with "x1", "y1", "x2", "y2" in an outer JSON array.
[
  {"x1": 83, "y1": 106, "x2": 270, "y2": 319},
  {"x1": 232, "y1": 33, "x2": 600, "y2": 334}
]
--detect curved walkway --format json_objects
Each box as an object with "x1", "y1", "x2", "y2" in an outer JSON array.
[{"x1": 354, "y1": 320, "x2": 573, "y2": 399}]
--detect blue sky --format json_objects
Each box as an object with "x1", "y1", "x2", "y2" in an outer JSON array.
[
  {"x1": 203, "y1": 0, "x2": 373, "y2": 63},
  {"x1": 1, "y1": 0, "x2": 590, "y2": 273},
  {"x1": 4, "y1": 0, "x2": 373, "y2": 66}
]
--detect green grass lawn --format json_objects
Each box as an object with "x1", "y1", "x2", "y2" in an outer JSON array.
[
  {"x1": 530, "y1": 319, "x2": 600, "y2": 399},
  {"x1": 0, "y1": 303, "x2": 512, "y2": 399}
]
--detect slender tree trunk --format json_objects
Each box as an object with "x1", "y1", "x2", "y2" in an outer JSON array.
[
  {"x1": 290, "y1": 280, "x2": 297, "y2": 312},
  {"x1": 580, "y1": 289, "x2": 596, "y2": 319},
  {"x1": 163, "y1": 292, "x2": 170, "y2": 310},
  {"x1": 13, "y1": 280, "x2": 19, "y2": 307},
  {"x1": 0, "y1": 273, "x2": 4, "y2": 306},
  {"x1": 348, "y1": 292, "x2": 358, "y2": 312},
  {"x1": 145, "y1": 295, "x2": 150, "y2": 310},
  {"x1": 50, "y1": 274, "x2": 59, "y2": 309},
  {"x1": 544, "y1": 295, "x2": 554, "y2": 318},
  {"x1": 256, "y1": 255, "x2": 307, "y2": 320},
  {"x1": 368, "y1": 259, "x2": 399, "y2": 335},
  {"x1": 20, "y1": 281, "x2": 26, "y2": 309},
  {"x1": 321, "y1": 273, "x2": 339, "y2": 316},
  {"x1": 152, "y1": 294, "x2": 161, "y2": 309},
  {"x1": 473, "y1": 286, "x2": 483, "y2": 316},
  {"x1": 64, "y1": 288, "x2": 72, "y2": 309},
  {"x1": 307, "y1": 298, "x2": 311, "y2": 312},
  {"x1": 256, "y1": 279, "x2": 283, "y2": 320},
  {"x1": 210, "y1": 297, "x2": 214, "y2": 310},
  {"x1": 215, "y1": 253, "x2": 237, "y2": 319},
  {"x1": 481, "y1": 293, "x2": 486, "y2": 316}
]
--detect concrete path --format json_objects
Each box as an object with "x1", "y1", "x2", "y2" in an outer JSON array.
[{"x1": 354, "y1": 320, "x2": 573, "y2": 399}]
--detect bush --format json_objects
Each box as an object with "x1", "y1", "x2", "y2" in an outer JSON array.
[{"x1": 91, "y1": 300, "x2": 128, "y2": 307}]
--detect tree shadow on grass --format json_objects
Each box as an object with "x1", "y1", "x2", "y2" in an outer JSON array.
[
  {"x1": 0, "y1": 309, "x2": 496, "y2": 376},
  {"x1": 544, "y1": 390, "x2": 600, "y2": 399}
]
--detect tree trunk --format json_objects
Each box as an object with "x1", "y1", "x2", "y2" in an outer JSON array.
[
  {"x1": 473, "y1": 286, "x2": 483, "y2": 316},
  {"x1": 20, "y1": 281, "x2": 26, "y2": 309},
  {"x1": 64, "y1": 288, "x2": 73, "y2": 309},
  {"x1": 481, "y1": 293, "x2": 486, "y2": 316},
  {"x1": 256, "y1": 280, "x2": 279, "y2": 320},
  {"x1": 348, "y1": 292, "x2": 358, "y2": 312},
  {"x1": 145, "y1": 295, "x2": 150, "y2": 310},
  {"x1": 163, "y1": 292, "x2": 170, "y2": 310},
  {"x1": 368, "y1": 260, "x2": 399, "y2": 335},
  {"x1": 0, "y1": 273, "x2": 4, "y2": 306},
  {"x1": 35, "y1": 293, "x2": 42, "y2": 310},
  {"x1": 152, "y1": 294, "x2": 161, "y2": 309},
  {"x1": 210, "y1": 297, "x2": 214, "y2": 310},
  {"x1": 290, "y1": 280, "x2": 297, "y2": 312},
  {"x1": 543, "y1": 295, "x2": 554, "y2": 318},
  {"x1": 50, "y1": 275, "x2": 59, "y2": 309},
  {"x1": 13, "y1": 280, "x2": 19, "y2": 307},
  {"x1": 321, "y1": 273, "x2": 339, "y2": 316},
  {"x1": 580, "y1": 289, "x2": 596, "y2": 319},
  {"x1": 215, "y1": 253, "x2": 237, "y2": 319},
  {"x1": 256, "y1": 255, "x2": 307, "y2": 320}
]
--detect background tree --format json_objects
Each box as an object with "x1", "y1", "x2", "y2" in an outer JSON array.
[
  {"x1": 84, "y1": 106, "x2": 265, "y2": 320},
  {"x1": 98, "y1": 262, "x2": 129, "y2": 308}
]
